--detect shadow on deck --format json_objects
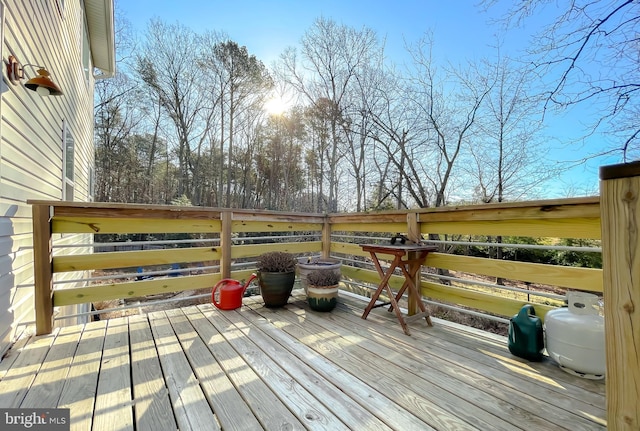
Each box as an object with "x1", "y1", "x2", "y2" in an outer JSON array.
[{"x1": 0, "y1": 292, "x2": 606, "y2": 430}]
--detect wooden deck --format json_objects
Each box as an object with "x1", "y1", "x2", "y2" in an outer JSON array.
[{"x1": 0, "y1": 292, "x2": 606, "y2": 431}]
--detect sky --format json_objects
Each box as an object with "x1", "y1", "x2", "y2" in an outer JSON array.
[
  {"x1": 120, "y1": 1, "x2": 539, "y2": 67},
  {"x1": 117, "y1": 0, "x2": 620, "y2": 198}
]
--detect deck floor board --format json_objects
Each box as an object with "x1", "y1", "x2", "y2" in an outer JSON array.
[
  {"x1": 129, "y1": 314, "x2": 177, "y2": 431},
  {"x1": 182, "y1": 306, "x2": 306, "y2": 430},
  {"x1": 330, "y1": 297, "x2": 606, "y2": 428},
  {"x1": 93, "y1": 318, "x2": 134, "y2": 431},
  {"x1": 277, "y1": 300, "x2": 567, "y2": 430},
  {"x1": 249, "y1": 300, "x2": 492, "y2": 430},
  {"x1": 0, "y1": 291, "x2": 607, "y2": 431},
  {"x1": 221, "y1": 303, "x2": 395, "y2": 431},
  {"x1": 58, "y1": 320, "x2": 106, "y2": 430},
  {"x1": 165, "y1": 307, "x2": 262, "y2": 431},
  {"x1": 148, "y1": 310, "x2": 217, "y2": 430}
]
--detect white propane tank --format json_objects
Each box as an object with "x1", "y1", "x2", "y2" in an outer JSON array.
[{"x1": 544, "y1": 292, "x2": 605, "y2": 379}]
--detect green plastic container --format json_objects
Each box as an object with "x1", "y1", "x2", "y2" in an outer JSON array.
[{"x1": 508, "y1": 304, "x2": 544, "y2": 361}]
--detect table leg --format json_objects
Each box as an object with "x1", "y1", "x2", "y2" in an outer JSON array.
[
  {"x1": 361, "y1": 249, "x2": 433, "y2": 335},
  {"x1": 362, "y1": 254, "x2": 397, "y2": 319},
  {"x1": 407, "y1": 251, "x2": 420, "y2": 316},
  {"x1": 396, "y1": 253, "x2": 433, "y2": 326},
  {"x1": 399, "y1": 257, "x2": 432, "y2": 326},
  {"x1": 361, "y1": 255, "x2": 411, "y2": 335}
]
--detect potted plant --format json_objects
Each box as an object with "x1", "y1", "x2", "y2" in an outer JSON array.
[
  {"x1": 297, "y1": 256, "x2": 342, "y2": 294},
  {"x1": 256, "y1": 251, "x2": 297, "y2": 307},
  {"x1": 306, "y1": 268, "x2": 341, "y2": 312}
]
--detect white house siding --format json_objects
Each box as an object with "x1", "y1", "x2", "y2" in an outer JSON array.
[{"x1": 0, "y1": 1, "x2": 108, "y2": 356}]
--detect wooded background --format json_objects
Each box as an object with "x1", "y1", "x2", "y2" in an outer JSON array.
[{"x1": 94, "y1": 1, "x2": 637, "y2": 213}]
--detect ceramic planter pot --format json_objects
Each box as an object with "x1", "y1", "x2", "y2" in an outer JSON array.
[
  {"x1": 307, "y1": 284, "x2": 339, "y2": 312},
  {"x1": 256, "y1": 271, "x2": 296, "y2": 307},
  {"x1": 297, "y1": 258, "x2": 341, "y2": 294}
]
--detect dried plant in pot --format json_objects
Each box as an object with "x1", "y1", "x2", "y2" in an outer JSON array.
[
  {"x1": 297, "y1": 256, "x2": 342, "y2": 294},
  {"x1": 306, "y1": 268, "x2": 341, "y2": 312},
  {"x1": 256, "y1": 251, "x2": 298, "y2": 307}
]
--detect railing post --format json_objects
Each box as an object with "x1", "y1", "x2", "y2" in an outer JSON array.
[
  {"x1": 322, "y1": 215, "x2": 331, "y2": 259},
  {"x1": 220, "y1": 210, "x2": 232, "y2": 279},
  {"x1": 600, "y1": 161, "x2": 640, "y2": 430},
  {"x1": 407, "y1": 212, "x2": 421, "y2": 315},
  {"x1": 32, "y1": 204, "x2": 53, "y2": 335}
]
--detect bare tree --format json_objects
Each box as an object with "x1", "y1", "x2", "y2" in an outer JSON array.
[
  {"x1": 364, "y1": 68, "x2": 428, "y2": 209},
  {"x1": 470, "y1": 54, "x2": 553, "y2": 203},
  {"x1": 486, "y1": 0, "x2": 640, "y2": 159},
  {"x1": 208, "y1": 40, "x2": 273, "y2": 207},
  {"x1": 94, "y1": 9, "x2": 147, "y2": 202},
  {"x1": 403, "y1": 35, "x2": 491, "y2": 207},
  {"x1": 343, "y1": 55, "x2": 392, "y2": 212},
  {"x1": 136, "y1": 20, "x2": 212, "y2": 199},
  {"x1": 95, "y1": 72, "x2": 139, "y2": 201},
  {"x1": 254, "y1": 111, "x2": 306, "y2": 210},
  {"x1": 279, "y1": 17, "x2": 379, "y2": 212}
]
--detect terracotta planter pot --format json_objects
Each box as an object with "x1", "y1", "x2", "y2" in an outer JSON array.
[
  {"x1": 256, "y1": 271, "x2": 295, "y2": 307},
  {"x1": 307, "y1": 284, "x2": 339, "y2": 312}
]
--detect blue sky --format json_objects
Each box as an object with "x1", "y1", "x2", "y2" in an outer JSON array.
[
  {"x1": 118, "y1": 0, "x2": 618, "y2": 197},
  {"x1": 121, "y1": 1, "x2": 530, "y2": 65}
]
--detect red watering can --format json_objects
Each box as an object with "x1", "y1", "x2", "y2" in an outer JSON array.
[{"x1": 211, "y1": 274, "x2": 257, "y2": 310}]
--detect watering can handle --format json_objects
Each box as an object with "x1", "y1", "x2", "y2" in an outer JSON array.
[
  {"x1": 211, "y1": 275, "x2": 258, "y2": 307},
  {"x1": 518, "y1": 304, "x2": 536, "y2": 317}
]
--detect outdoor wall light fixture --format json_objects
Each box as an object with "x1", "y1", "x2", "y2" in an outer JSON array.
[{"x1": 6, "y1": 55, "x2": 63, "y2": 96}]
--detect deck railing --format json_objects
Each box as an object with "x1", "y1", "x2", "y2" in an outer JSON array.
[
  {"x1": 28, "y1": 163, "x2": 640, "y2": 430},
  {"x1": 29, "y1": 196, "x2": 602, "y2": 336}
]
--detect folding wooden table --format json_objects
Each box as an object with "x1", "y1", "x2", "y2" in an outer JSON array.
[{"x1": 360, "y1": 244, "x2": 438, "y2": 335}]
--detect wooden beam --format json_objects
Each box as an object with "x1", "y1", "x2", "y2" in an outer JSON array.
[
  {"x1": 425, "y1": 253, "x2": 603, "y2": 292},
  {"x1": 230, "y1": 220, "x2": 322, "y2": 233},
  {"x1": 54, "y1": 273, "x2": 220, "y2": 306},
  {"x1": 53, "y1": 247, "x2": 221, "y2": 272},
  {"x1": 600, "y1": 161, "x2": 640, "y2": 430},
  {"x1": 322, "y1": 215, "x2": 331, "y2": 259},
  {"x1": 52, "y1": 216, "x2": 221, "y2": 234},
  {"x1": 220, "y1": 211, "x2": 232, "y2": 279},
  {"x1": 422, "y1": 217, "x2": 601, "y2": 239},
  {"x1": 330, "y1": 222, "x2": 407, "y2": 233},
  {"x1": 407, "y1": 213, "x2": 421, "y2": 315},
  {"x1": 32, "y1": 204, "x2": 53, "y2": 335}
]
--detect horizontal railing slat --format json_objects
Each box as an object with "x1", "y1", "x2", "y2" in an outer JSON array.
[
  {"x1": 53, "y1": 247, "x2": 221, "y2": 272},
  {"x1": 231, "y1": 242, "x2": 323, "y2": 258},
  {"x1": 341, "y1": 265, "x2": 404, "y2": 288},
  {"x1": 421, "y1": 281, "x2": 557, "y2": 321},
  {"x1": 52, "y1": 216, "x2": 222, "y2": 234},
  {"x1": 423, "y1": 217, "x2": 601, "y2": 239},
  {"x1": 330, "y1": 242, "x2": 367, "y2": 257},
  {"x1": 231, "y1": 220, "x2": 323, "y2": 233},
  {"x1": 53, "y1": 273, "x2": 219, "y2": 306},
  {"x1": 417, "y1": 199, "x2": 600, "y2": 222},
  {"x1": 330, "y1": 222, "x2": 408, "y2": 234},
  {"x1": 425, "y1": 253, "x2": 603, "y2": 292}
]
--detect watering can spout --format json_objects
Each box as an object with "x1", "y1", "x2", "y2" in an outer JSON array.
[{"x1": 211, "y1": 274, "x2": 257, "y2": 310}]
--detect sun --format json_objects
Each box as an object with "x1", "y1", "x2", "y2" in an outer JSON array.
[{"x1": 264, "y1": 96, "x2": 289, "y2": 116}]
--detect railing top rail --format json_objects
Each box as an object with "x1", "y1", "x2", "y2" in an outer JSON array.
[
  {"x1": 26, "y1": 200, "x2": 326, "y2": 220},
  {"x1": 328, "y1": 196, "x2": 600, "y2": 218},
  {"x1": 29, "y1": 196, "x2": 599, "y2": 221}
]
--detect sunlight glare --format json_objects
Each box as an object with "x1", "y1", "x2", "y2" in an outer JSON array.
[{"x1": 264, "y1": 96, "x2": 288, "y2": 115}]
